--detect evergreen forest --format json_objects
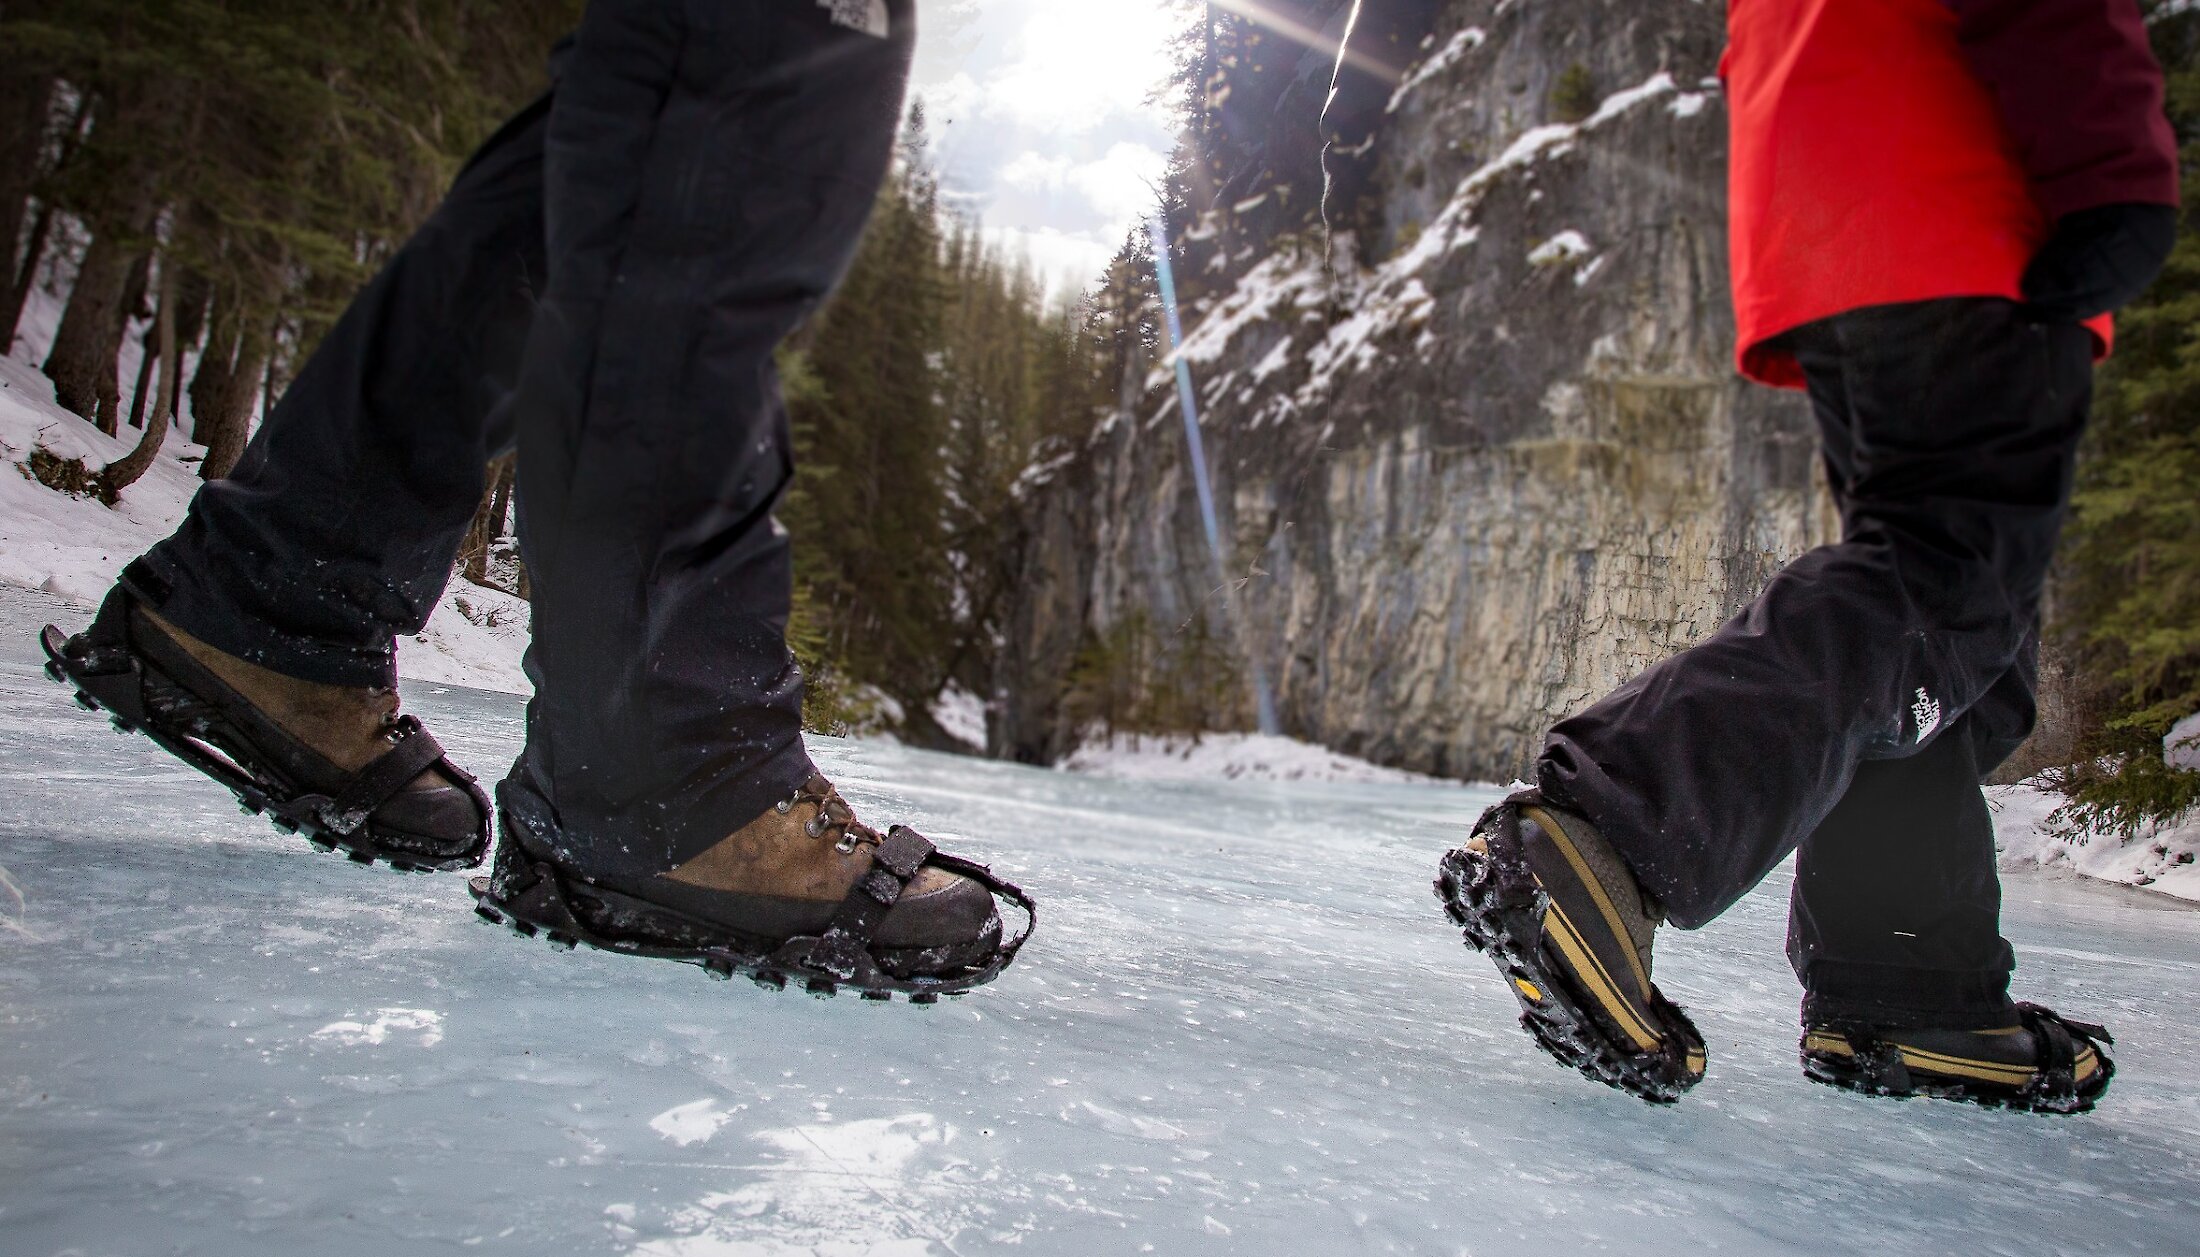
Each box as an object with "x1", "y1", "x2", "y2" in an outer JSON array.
[{"x1": 0, "y1": 0, "x2": 2193, "y2": 830}]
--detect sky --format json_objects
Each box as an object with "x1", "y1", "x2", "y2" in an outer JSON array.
[{"x1": 907, "y1": 0, "x2": 1189, "y2": 299}]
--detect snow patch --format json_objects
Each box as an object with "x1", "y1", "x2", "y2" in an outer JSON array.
[
  {"x1": 2167, "y1": 711, "x2": 2200, "y2": 772},
  {"x1": 310, "y1": 1008, "x2": 445, "y2": 1049},
  {"x1": 1388, "y1": 26, "x2": 1488, "y2": 112},
  {"x1": 1173, "y1": 249, "x2": 1328, "y2": 368},
  {"x1": 1669, "y1": 91, "x2": 1710, "y2": 119},
  {"x1": 930, "y1": 683, "x2": 988, "y2": 747},
  {"x1": 1062, "y1": 731, "x2": 1465, "y2": 785},
  {"x1": 650, "y1": 1099, "x2": 738, "y2": 1148},
  {"x1": 2, "y1": 336, "x2": 533, "y2": 695},
  {"x1": 640, "y1": 1114, "x2": 958, "y2": 1256},
  {"x1": 1992, "y1": 781, "x2": 2200, "y2": 903},
  {"x1": 1528, "y1": 230, "x2": 1593, "y2": 266}
]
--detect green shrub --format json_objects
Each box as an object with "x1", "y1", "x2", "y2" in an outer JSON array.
[{"x1": 1551, "y1": 64, "x2": 1597, "y2": 124}]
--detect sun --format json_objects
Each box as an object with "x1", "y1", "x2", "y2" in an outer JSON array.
[{"x1": 984, "y1": 0, "x2": 1186, "y2": 134}]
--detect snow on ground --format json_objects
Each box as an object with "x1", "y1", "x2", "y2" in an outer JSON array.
[
  {"x1": 2168, "y1": 711, "x2": 2200, "y2": 772},
  {"x1": 1062, "y1": 730, "x2": 1463, "y2": 786},
  {"x1": 3, "y1": 580, "x2": 2200, "y2": 1257},
  {"x1": 1992, "y1": 781, "x2": 2200, "y2": 905},
  {"x1": 930, "y1": 683, "x2": 989, "y2": 748},
  {"x1": 1, "y1": 325, "x2": 532, "y2": 694}
]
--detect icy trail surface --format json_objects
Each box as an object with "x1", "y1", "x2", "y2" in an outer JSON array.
[{"x1": 3, "y1": 586, "x2": 2199, "y2": 1257}]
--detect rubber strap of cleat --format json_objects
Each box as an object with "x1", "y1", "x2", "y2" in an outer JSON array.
[
  {"x1": 1841, "y1": 1026, "x2": 1912, "y2": 1092},
  {"x1": 327, "y1": 717, "x2": 451, "y2": 823},
  {"x1": 511, "y1": 867, "x2": 591, "y2": 936},
  {"x1": 761, "y1": 828, "x2": 935, "y2": 983},
  {"x1": 926, "y1": 849, "x2": 1039, "y2": 963},
  {"x1": 2022, "y1": 1006, "x2": 2079, "y2": 1102}
]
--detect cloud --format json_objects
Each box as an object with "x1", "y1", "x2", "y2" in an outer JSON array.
[
  {"x1": 911, "y1": 0, "x2": 1184, "y2": 295},
  {"x1": 981, "y1": 224, "x2": 1133, "y2": 301},
  {"x1": 1000, "y1": 143, "x2": 1169, "y2": 226}
]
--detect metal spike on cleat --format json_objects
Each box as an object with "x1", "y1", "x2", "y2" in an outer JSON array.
[
  {"x1": 806, "y1": 979, "x2": 837, "y2": 998},
  {"x1": 750, "y1": 969, "x2": 786, "y2": 992},
  {"x1": 476, "y1": 904, "x2": 504, "y2": 925}
]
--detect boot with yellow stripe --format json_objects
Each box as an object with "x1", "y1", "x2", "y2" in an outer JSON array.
[
  {"x1": 1435, "y1": 791, "x2": 1707, "y2": 1103},
  {"x1": 1801, "y1": 1004, "x2": 2113, "y2": 1113}
]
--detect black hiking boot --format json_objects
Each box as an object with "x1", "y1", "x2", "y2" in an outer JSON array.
[
  {"x1": 40, "y1": 582, "x2": 490, "y2": 872},
  {"x1": 1435, "y1": 791, "x2": 1707, "y2": 1103},
  {"x1": 1802, "y1": 1004, "x2": 2114, "y2": 1113},
  {"x1": 471, "y1": 774, "x2": 1036, "y2": 1002}
]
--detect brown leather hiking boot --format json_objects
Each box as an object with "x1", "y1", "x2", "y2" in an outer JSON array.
[
  {"x1": 42, "y1": 586, "x2": 490, "y2": 870},
  {"x1": 653, "y1": 775, "x2": 1000, "y2": 948},
  {"x1": 475, "y1": 774, "x2": 1035, "y2": 1000}
]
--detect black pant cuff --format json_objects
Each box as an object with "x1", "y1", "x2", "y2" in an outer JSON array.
[
  {"x1": 1800, "y1": 960, "x2": 2015, "y2": 1030},
  {"x1": 124, "y1": 553, "x2": 399, "y2": 688}
]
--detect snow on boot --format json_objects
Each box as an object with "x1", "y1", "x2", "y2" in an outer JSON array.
[
  {"x1": 471, "y1": 774, "x2": 1036, "y2": 1002},
  {"x1": 1802, "y1": 1003, "x2": 2114, "y2": 1113},
  {"x1": 40, "y1": 583, "x2": 490, "y2": 872},
  {"x1": 1435, "y1": 791, "x2": 1707, "y2": 1103}
]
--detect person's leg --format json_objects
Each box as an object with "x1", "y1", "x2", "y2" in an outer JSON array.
[
  {"x1": 497, "y1": 0, "x2": 908, "y2": 870},
  {"x1": 127, "y1": 97, "x2": 551, "y2": 684},
  {"x1": 42, "y1": 93, "x2": 553, "y2": 868},
  {"x1": 1539, "y1": 297, "x2": 2093, "y2": 930},
  {"x1": 1782, "y1": 351, "x2": 2047, "y2": 1032},
  {"x1": 1784, "y1": 692, "x2": 2023, "y2": 1032},
  {"x1": 474, "y1": 2, "x2": 1032, "y2": 996}
]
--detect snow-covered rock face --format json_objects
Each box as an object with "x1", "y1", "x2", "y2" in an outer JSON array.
[{"x1": 998, "y1": 0, "x2": 1826, "y2": 778}]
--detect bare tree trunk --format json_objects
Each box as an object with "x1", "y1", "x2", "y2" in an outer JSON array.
[
  {"x1": 43, "y1": 213, "x2": 153, "y2": 430},
  {"x1": 99, "y1": 252, "x2": 179, "y2": 504},
  {"x1": 125, "y1": 322, "x2": 156, "y2": 428},
  {"x1": 195, "y1": 309, "x2": 270, "y2": 481},
  {"x1": 0, "y1": 72, "x2": 53, "y2": 309},
  {"x1": 459, "y1": 454, "x2": 517, "y2": 586},
  {"x1": 2, "y1": 87, "x2": 92, "y2": 353}
]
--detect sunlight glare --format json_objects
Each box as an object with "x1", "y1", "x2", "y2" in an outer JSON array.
[{"x1": 985, "y1": 0, "x2": 1183, "y2": 133}]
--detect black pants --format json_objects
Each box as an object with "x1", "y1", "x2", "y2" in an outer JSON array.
[
  {"x1": 126, "y1": 0, "x2": 915, "y2": 875},
  {"x1": 1540, "y1": 299, "x2": 2092, "y2": 1028}
]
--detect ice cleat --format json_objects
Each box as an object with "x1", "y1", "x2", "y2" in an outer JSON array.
[
  {"x1": 1435, "y1": 791, "x2": 1706, "y2": 1103},
  {"x1": 1802, "y1": 1004, "x2": 2114, "y2": 1113},
  {"x1": 39, "y1": 581, "x2": 490, "y2": 872},
  {"x1": 471, "y1": 774, "x2": 1035, "y2": 1002}
]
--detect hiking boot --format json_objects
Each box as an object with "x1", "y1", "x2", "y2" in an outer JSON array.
[
  {"x1": 41, "y1": 583, "x2": 490, "y2": 871},
  {"x1": 1802, "y1": 1003, "x2": 2114, "y2": 1113},
  {"x1": 1435, "y1": 790, "x2": 1707, "y2": 1102},
  {"x1": 472, "y1": 774, "x2": 1036, "y2": 1001}
]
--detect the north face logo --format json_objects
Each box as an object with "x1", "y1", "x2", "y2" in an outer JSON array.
[
  {"x1": 816, "y1": 0, "x2": 889, "y2": 38},
  {"x1": 1911, "y1": 688, "x2": 1943, "y2": 742}
]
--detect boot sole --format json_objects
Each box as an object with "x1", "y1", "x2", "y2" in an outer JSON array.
[
  {"x1": 1801, "y1": 1035, "x2": 2113, "y2": 1115},
  {"x1": 40, "y1": 625, "x2": 486, "y2": 875},
  {"x1": 469, "y1": 825, "x2": 1030, "y2": 1004},
  {"x1": 1435, "y1": 818, "x2": 1706, "y2": 1104}
]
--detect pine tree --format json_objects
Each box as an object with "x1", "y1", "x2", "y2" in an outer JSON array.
[{"x1": 2050, "y1": 4, "x2": 2200, "y2": 832}]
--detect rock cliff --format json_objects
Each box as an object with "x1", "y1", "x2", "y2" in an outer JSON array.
[{"x1": 994, "y1": 0, "x2": 1833, "y2": 780}]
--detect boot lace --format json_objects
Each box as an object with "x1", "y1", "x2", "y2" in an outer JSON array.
[{"x1": 774, "y1": 775, "x2": 882, "y2": 855}]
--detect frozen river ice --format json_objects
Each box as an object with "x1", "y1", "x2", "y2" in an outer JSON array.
[{"x1": 3, "y1": 584, "x2": 2199, "y2": 1257}]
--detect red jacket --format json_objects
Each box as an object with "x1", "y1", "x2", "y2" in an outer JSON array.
[{"x1": 1724, "y1": 0, "x2": 2178, "y2": 388}]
